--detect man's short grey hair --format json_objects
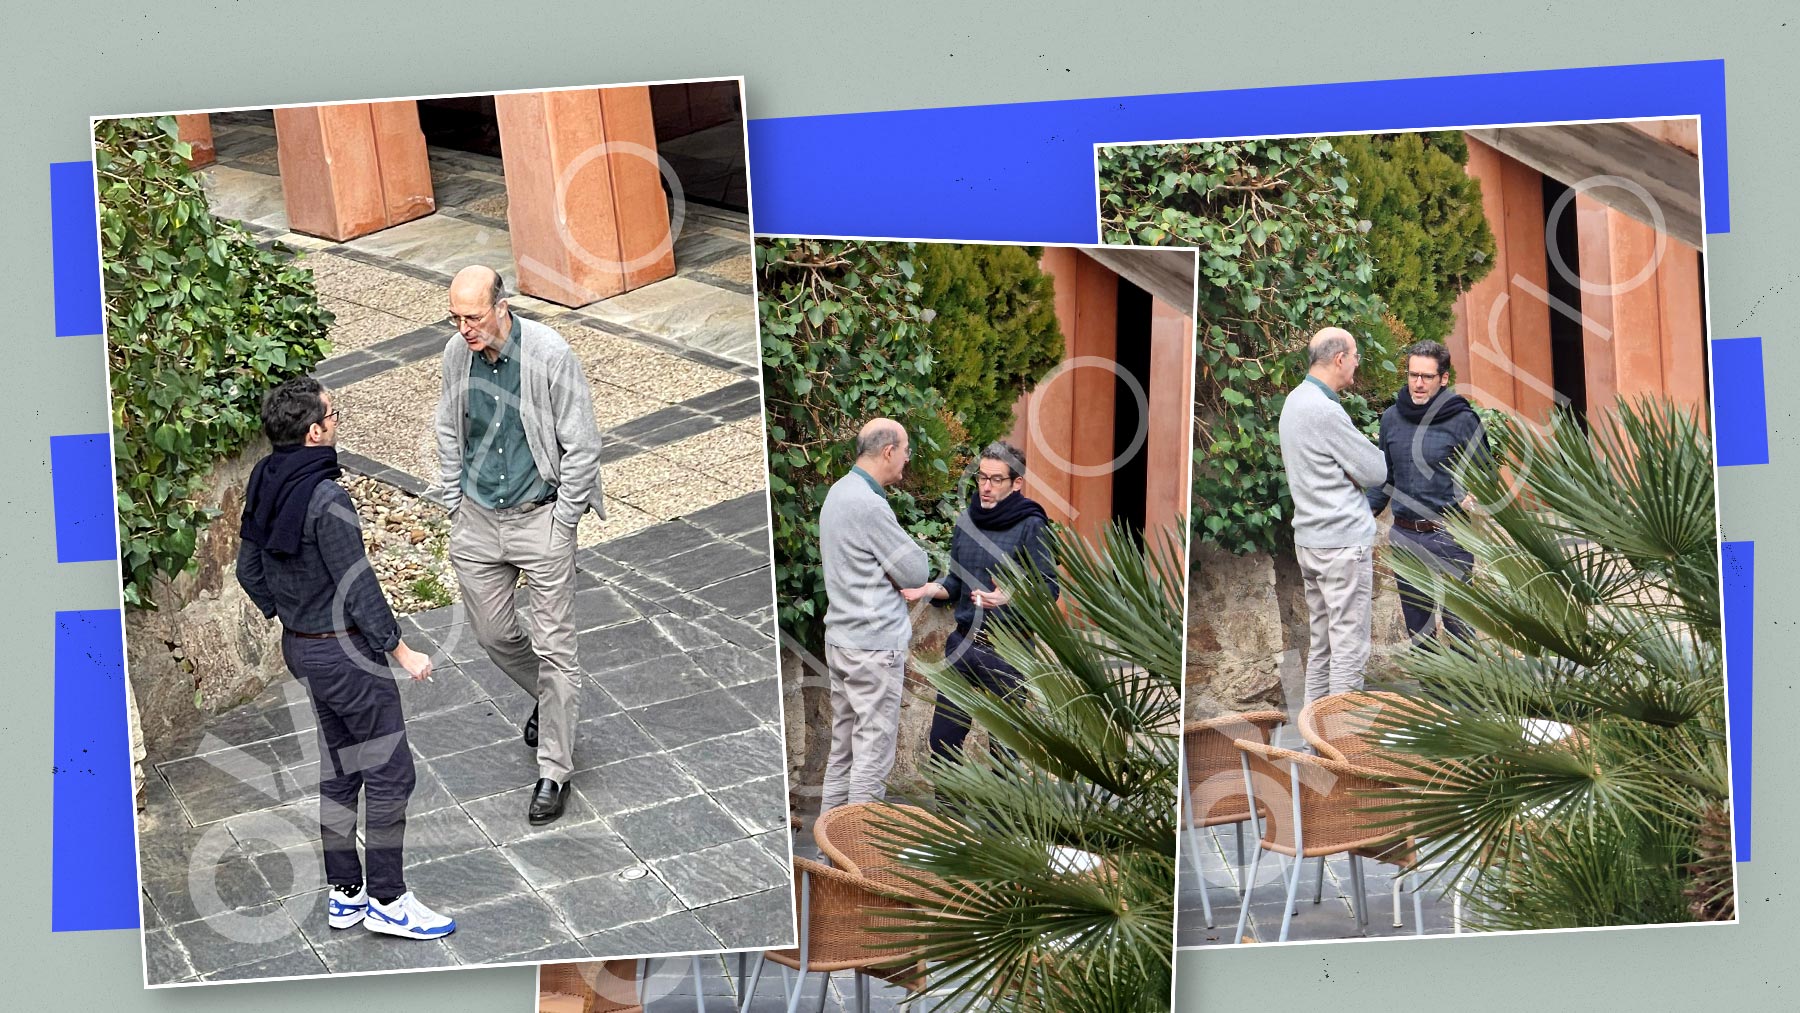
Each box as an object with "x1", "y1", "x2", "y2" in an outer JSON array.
[
  {"x1": 1308, "y1": 331, "x2": 1353, "y2": 367},
  {"x1": 856, "y1": 426, "x2": 903, "y2": 458},
  {"x1": 979, "y1": 440, "x2": 1026, "y2": 480}
]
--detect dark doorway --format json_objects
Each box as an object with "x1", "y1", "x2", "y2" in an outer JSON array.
[
  {"x1": 1543, "y1": 176, "x2": 1589, "y2": 425},
  {"x1": 1111, "y1": 277, "x2": 1153, "y2": 533},
  {"x1": 416, "y1": 97, "x2": 503, "y2": 158}
]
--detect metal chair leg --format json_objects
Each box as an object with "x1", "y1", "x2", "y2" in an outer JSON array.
[
  {"x1": 814, "y1": 972, "x2": 829, "y2": 1013},
  {"x1": 856, "y1": 971, "x2": 871, "y2": 1013},
  {"x1": 1348, "y1": 855, "x2": 1369, "y2": 934},
  {"x1": 1411, "y1": 870, "x2": 1425, "y2": 935},
  {"x1": 1277, "y1": 848, "x2": 1304, "y2": 942},
  {"x1": 1235, "y1": 840, "x2": 1266, "y2": 943},
  {"x1": 739, "y1": 955, "x2": 767, "y2": 1013},
  {"x1": 1313, "y1": 855, "x2": 1327, "y2": 904},
  {"x1": 1185, "y1": 815, "x2": 1214, "y2": 928},
  {"x1": 1392, "y1": 868, "x2": 1404, "y2": 927}
]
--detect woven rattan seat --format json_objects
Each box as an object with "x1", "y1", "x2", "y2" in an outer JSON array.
[{"x1": 539, "y1": 961, "x2": 643, "y2": 1013}]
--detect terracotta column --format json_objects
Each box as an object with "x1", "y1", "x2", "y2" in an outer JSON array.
[
  {"x1": 174, "y1": 114, "x2": 214, "y2": 167},
  {"x1": 273, "y1": 101, "x2": 435, "y2": 241},
  {"x1": 1498, "y1": 156, "x2": 1555, "y2": 424},
  {"x1": 1144, "y1": 299, "x2": 1196, "y2": 559},
  {"x1": 1457, "y1": 138, "x2": 1520, "y2": 417},
  {"x1": 1011, "y1": 247, "x2": 1082, "y2": 529},
  {"x1": 495, "y1": 86, "x2": 675, "y2": 307},
  {"x1": 1065, "y1": 253, "x2": 1119, "y2": 546},
  {"x1": 1575, "y1": 194, "x2": 1672, "y2": 415}
]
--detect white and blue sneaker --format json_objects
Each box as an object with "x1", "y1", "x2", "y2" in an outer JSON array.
[
  {"x1": 327, "y1": 885, "x2": 367, "y2": 929},
  {"x1": 363, "y1": 891, "x2": 456, "y2": 939}
]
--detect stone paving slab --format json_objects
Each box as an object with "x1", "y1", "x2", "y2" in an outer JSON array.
[{"x1": 1177, "y1": 822, "x2": 1463, "y2": 946}]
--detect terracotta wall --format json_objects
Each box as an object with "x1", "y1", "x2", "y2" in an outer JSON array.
[
  {"x1": 1450, "y1": 135, "x2": 1706, "y2": 429},
  {"x1": 1006, "y1": 249, "x2": 1194, "y2": 549}
]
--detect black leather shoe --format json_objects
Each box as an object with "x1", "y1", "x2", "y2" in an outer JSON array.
[
  {"x1": 528, "y1": 778, "x2": 567, "y2": 826},
  {"x1": 523, "y1": 706, "x2": 539, "y2": 748}
]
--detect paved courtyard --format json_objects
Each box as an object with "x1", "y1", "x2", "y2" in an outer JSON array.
[{"x1": 136, "y1": 109, "x2": 795, "y2": 984}]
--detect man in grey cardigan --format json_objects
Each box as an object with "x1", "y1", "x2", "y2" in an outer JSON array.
[
  {"x1": 818, "y1": 418, "x2": 930, "y2": 813},
  {"x1": 435, "y1": 265, "x2": 604, "y2": 825},
  {"x1": 1278, "y1": 327, "x2": 1388, "y2": 703}
]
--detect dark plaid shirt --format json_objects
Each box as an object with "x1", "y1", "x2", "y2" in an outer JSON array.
[
  {"x1": 935, "y1": 511, "x2": 1059, "y2": 634},
  {"x1": 236, "y1": 480, "x2": 402, "y2": 653}
]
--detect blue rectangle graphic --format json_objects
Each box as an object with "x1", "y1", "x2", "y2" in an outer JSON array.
[
  {"x1": 52, "y1": 609, "x2": 137, "y2": 931},
  {"x1": 1722, "y1": 540, "x2": 1752, "y2": 862},
  {"x1": 1712, "y1": 337, "x2": 1770, "y2": 467},
  {"x1": 49, "y1": 433, "x2": 116, "y2": 563},
  {"x1": 50, "y1": 160, "x2": 102, "y2": 338},
  {"x1": 749, "y1": 59, "x2": 1730, "y2": 243}
]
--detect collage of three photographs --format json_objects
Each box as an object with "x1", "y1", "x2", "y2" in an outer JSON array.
[{"x1": 93, "y1": 71, "x2": 1731, "y2": 1013}]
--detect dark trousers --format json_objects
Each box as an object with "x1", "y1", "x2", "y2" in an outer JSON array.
[
  {"x1": 1390, "y1": 524, "x2": 1475, "y2": 645},
  {"x1": 282, "y1": 630, "x2": 416, "y2": 898},
  {"x1": 928, "y1": 627, "x2": 1023, "y2": 761}
]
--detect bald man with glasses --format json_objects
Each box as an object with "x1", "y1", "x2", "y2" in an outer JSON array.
[{"x1": 434, "y1": 265, "x2": 604, "y2": 826}]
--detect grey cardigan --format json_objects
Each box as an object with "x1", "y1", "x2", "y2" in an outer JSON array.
[
  {"x1": 819, "y1": 470, "x2": 931, "y2": 651},
  {"x1": 1277, "y1": 377, "x2": 1386, "y2": 548},
  {"x1": 433, "y1": 315, "x2": 605, "y2": 528}
]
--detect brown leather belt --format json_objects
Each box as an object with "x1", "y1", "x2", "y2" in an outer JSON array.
[
  {"x1": 289, "y1": 626, "x2": 360, "y2": 640},
  {"x1": 1392, "y1": 516, "x2": 1445, "y2": 533}
]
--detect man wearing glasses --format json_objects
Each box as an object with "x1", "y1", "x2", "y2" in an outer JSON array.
[
  {"x1": 237, "y1": 377, "x2": 454, "y2": 939},
  {"x1": 1278, "y1": 327, "x2": 1387, "y2": 703},
  {"x1": 1367, "y1": 340, "x2": 1486, "y2": 648},
  {"x1": 817, "y1": 418, "x2": 930, "y2": 813},
  {"x1": 901, "y1": 440, "x2": 1058, "y2": 760},
  {"x1": 434, "y1": 265, "x2": 605, "y2": 825}
]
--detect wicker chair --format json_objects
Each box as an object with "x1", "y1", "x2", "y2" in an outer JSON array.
[
  {"x1": 539, "y1": 961, "x2": 644, "y2": 1013},
  {"x1": 1231, "y1": 737, "x2": 1422, "y2": 943},
  {"x1": 1179, "y1": 710, "x2": 1287, "y2": 928},
  {"x1": 739, "y1": 854, "x2": 928, "y2": 1013}
]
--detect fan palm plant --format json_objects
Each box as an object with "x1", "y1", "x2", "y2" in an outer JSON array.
[
  {"x1": 866, "y1": 520, "x2": 1183, "y2": 1013},
  {"x1": 1370, "y1": 394, "x2": 1733, "y2": 930}
]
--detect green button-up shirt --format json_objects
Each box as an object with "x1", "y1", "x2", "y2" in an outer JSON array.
[{"x1": 462, "y1": 315, "x2": 554, "y2": 510}]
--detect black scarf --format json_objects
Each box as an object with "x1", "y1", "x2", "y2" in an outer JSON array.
[
  {"x1": 240, "y1": 444, "x2": 342, "y2": 558},
  {"x1": 968, "y1": 489, "x2": 1048, "y2": 531},
  {"x1": 1395, "y1": 385, "x2": 1475, "y2": 426}
]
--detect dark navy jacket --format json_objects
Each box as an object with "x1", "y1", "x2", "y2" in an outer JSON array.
[
  {"x1": 935, "y1": 511, "x2": 1059, "y2": 634},
  {"x1": 1367, "y1": 399, "x2": 1487, "y2": 522}
]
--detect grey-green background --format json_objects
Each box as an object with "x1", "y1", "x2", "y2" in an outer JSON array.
[{"x1": 3, "y1": 2, "x2": 1790, "y2": 1008}]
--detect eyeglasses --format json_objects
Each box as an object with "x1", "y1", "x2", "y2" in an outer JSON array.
[
  {"x1": 448, "y1": 305, "x2": 495, "y2": 327},
  {"x1": 975, "y1": 473, "x2": 1016, "y2": 486},
  {"x1": 320, "y1": 409, "x2": 341, "y2": 425},
  {"x1": 1406, "y1": 371, "x2": 1446, "y2": 382}
]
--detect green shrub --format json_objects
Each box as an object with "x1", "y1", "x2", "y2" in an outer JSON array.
[
  {"x1": 1098, "y1": 137, "x2": 1393, "y2": 556},
  {"x1": 96, "y1": 116, "x2": 335, "y2": 607},
  {"x1": 758, "y1": 238, "x2": 956, "y2": 651},
  {"x1": 913, "y1": 243, "x2": 1064, "y2": 449},
  {"x1": 1336, "y1": 131, "x2": 1495, "y2": 390}
]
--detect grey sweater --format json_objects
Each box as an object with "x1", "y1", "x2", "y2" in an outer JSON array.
[
  {"x1": 1278, "y1": 377, "x2": 1387, "y2": 548},
  {"x1": 433, "y1": 315, "x2": 605, "y2": 528},
  {"x1": 819, "y1": 469, "x2": 930, "y2": 650}
]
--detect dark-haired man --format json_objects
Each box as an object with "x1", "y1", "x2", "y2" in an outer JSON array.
[
  {"x1": 1368, "y1": 340, "x2": 1487, "y2": 646},
  {"x1": 236, "y1": 376, "x2": 454, "y2": 939},
  {"x1": 435, "y1": 265, "x2": 604, "y2": 826},
  {"x1": 903, "y1": 440, "x2": 1059, "y2": 759}
]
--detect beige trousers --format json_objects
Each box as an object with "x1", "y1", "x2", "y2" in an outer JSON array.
[
  {"x1": 449, "y1": 500, "x2": 582, "y2": 781},
  {"x1": 819, "y1": 645, "x2": 906, "y2": 813},
  {"x1": 1296, "y1": 543, "x2": 1374, "y2": 704}
]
